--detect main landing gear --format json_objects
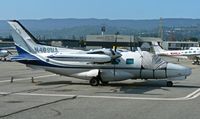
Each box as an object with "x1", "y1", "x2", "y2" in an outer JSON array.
[
  {"x1": 89, "y1": 77, "x2": 109, "y2": 86},
  {"x1": 192, "y1": 60, "x2": 200, "y2": 65},
  {"x1": 192, "y1": 57, "x2": 200, "y2": 65},
  {"x1": 89, "y1": 77, "x2": 100, "y2": 86},
  {"x1": 166, "y1": 81, "x2": 173, "y2": 87}
]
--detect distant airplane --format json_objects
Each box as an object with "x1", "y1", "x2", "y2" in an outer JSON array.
[
  {"x1": 0, "y1": 48, "x2": 12, "y2": 61},
  {"x1": 152, "y1": 41, "x2": 200, "y2": 65},
  {"x1": 8, "y1": 20, "x2": 192, "y2": 87}
]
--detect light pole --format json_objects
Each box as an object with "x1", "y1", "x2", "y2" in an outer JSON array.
[{"x1": 101, "y1": 26, "x2": 106, "y2": 36}]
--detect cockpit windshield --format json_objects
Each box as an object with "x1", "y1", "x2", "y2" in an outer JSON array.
[{"x1": 141, "y1": 51, "x2": 167, "y2": 69}]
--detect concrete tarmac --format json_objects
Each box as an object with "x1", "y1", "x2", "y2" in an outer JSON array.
[{"x1": 0, "y1": 58, "x2": 200, "y2": 119}]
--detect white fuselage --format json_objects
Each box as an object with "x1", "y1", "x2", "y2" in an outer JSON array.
[
  {"x1": 158, "y1": 48, "x2": 200, "y2": 59},
  {"x1": 26, "y1": 50, "x2": 191, "y2": 82}
]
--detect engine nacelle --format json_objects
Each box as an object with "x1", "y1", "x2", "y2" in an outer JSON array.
[
  {"x1": 167, "y1": 76, "x2": 186, "y2": 81},
  {"x1": 48, "y1": 53, "x2": 112, "y2": 63},
  {"x1": 71, "y1": 69, "x2": 99, "y2": 80}
]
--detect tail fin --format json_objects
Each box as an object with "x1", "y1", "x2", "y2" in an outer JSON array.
[
  {"x1": 8, "y1": 20, "x2": 41, "y2": 54},
  {"x1": 151, "y1": 41, "x2": 166, "y2": 55}
]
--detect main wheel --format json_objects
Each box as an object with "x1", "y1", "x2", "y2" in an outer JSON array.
[
  {"x1": 167, "y1": 81, "x2": 173, "y2": 87},
  {"x1": 89, "y1": 77, "x2": 99, "y2": 86}
]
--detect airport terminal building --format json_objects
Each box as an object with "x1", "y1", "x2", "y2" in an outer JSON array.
[
  {"x1": 86, "y1": 35, "x2": 162, "y2": 51},
  {"x1": 0, "y1": 36, "x2": 199, "y2": 52},
  {"x1": 86, "y1": 35, "x2": 134, "y2": 49},
  {"x1": 86, "y1": 35, "x2": 200, "y2": 51}
]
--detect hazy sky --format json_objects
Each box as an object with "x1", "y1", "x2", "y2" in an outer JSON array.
[{"x1": 0, "y1": 0, "x2": 199, "y2": 20}]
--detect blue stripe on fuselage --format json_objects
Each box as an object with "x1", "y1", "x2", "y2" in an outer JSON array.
[
  {"x1": 13, "y1": 45, "x2": 56, "y2": 67},
  {"x1": 15, "y1": 44, "x2": 29, "y2": 55}
]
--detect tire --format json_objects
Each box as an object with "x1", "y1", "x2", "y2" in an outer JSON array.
[
  {"x1": 90, "y1": 78, "x2": 99, "y2": 86},
  {"x1": 167, "y1": 81, "x2": 173, "y2": 87}
]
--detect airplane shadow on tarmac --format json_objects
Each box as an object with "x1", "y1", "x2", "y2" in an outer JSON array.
[{"x1": 36, "y1": 80, "x2": 200, "y2": 95}]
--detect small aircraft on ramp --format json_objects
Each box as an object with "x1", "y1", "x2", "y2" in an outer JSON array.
[
  {"x1": 0, "y1": 48, "x2": 12, "y2": 61},
  {"x1": 8, "y1": 20, "x2": 192, "y2": 87},
  {"x1": 152, "y1": 41, "x2": 200, "y2": 65}
]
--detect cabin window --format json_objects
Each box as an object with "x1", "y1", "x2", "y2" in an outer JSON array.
[
  {"x1": 126, "y1": 58, "x2": 134, "y2": 64},
  {"x1": 46, "y1": 59, "x2": 49, "y2": 62}
]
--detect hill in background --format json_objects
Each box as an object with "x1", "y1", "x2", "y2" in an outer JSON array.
[{"x1": 0, "y1": 18, "x2": 200, "y2": 40}]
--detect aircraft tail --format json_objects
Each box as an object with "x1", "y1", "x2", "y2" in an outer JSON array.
[
  {"x1": 151, "y1": 41, "x2": 166, "y2": 55},
  {"x1": 8, "y1": 20, "x2": 42, "y2": 55}
]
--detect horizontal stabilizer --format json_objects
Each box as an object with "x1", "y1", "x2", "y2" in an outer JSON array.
[{"x1": 10, "y1": 55, "x2": 38, "y2": 61}]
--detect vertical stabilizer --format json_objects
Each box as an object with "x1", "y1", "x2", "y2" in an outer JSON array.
[
  {"x1": 151, "y1": 41, "x2": 166, "y2": 55},
  {"x1": 8, "y1": 20, "x2": 40, "y2": 54}
]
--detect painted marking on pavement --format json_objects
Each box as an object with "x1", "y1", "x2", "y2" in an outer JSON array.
[
  {"x1": 0, "y1": 88, "x2": 200, "y2": 101},
  {"x1": 0, "y1": 74, "x2": 56, "y2": 83}
]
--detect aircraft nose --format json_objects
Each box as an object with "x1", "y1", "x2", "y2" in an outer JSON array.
[{"x1": 167, "y1": 63, "x2": 192, "y2": 78}]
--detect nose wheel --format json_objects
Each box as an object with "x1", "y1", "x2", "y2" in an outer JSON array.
[
  {"x1": 166, "y1": 81, "x2": 173, "y2": 87},
  {"x1": 89, "y1": 77, "x2": 109, "y2": 86}
]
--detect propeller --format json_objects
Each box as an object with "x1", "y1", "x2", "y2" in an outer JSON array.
[
  {"x1": 137, "y1": 47, "x2": 167, "y2": 70},
  {"x1": 114, "y1": 32, "x2": 119, "y2": 52},
  {"x1": 8, "y1": 51, "x2": 13, "y2": 55},
  {"x1": 109, "y1": 48, "x2": 121, "y2": 60},
  {"x1": 137, "y1": 47, "x2": 143, "y2": 58}
]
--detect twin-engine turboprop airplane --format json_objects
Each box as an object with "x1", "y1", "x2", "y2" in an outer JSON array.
[{"x1": 8, "y1": 20, "x2": 192, "y2": 87}]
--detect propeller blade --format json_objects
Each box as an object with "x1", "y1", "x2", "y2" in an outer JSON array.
[
  {"x1": 8, "y1": 51, "x2": 12, "y2": 55},
  {"x1": 137, "y1": 47, "x2": 143, "y2": 58}
]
